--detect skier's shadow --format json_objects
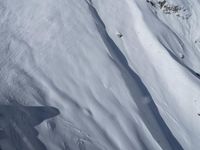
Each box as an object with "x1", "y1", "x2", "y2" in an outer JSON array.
[{"x1": 0, "y1": 104, "x2": 60, "y2": 150}]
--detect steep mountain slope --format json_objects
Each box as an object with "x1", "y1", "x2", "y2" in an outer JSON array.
[{"x1": 0, "y1": 0, "x2": 200, "y2": 150}]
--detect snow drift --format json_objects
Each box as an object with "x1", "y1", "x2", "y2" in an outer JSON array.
[{"x1": 0, "y1": 0, "x2": 200, "y2": 149}]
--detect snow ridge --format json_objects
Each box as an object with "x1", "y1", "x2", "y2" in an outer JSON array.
[{"x1": 85, "y1": 1, "x2": 183, "y2": 150}]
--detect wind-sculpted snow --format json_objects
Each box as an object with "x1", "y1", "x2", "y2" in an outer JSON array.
[
  {"x1": 0, "y1": 104, "x2": 59, "y2": 150},
  {"x1": 85, "y1": 1, "x2": 183, "y2": 150},
  {"x1": 0, "y1": 0, "x2": 200, "y2": 150}
]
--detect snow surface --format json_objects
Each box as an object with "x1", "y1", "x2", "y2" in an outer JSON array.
[{"x1": 0, "y1": 0, "x2": 200, "y2": 149}]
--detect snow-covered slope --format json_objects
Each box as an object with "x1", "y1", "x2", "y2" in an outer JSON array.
[{"x1": 0, "y1": 0, "x2": 200, "y2": 149}]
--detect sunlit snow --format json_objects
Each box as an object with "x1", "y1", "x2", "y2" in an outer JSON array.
[{"x1": 0, "y1": 0, "x2": 199, "y2": 150}]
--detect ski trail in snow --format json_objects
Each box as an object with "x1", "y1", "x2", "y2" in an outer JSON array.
[{"x1": 85, "y1": 1, "x2": 184, "y2": 150}]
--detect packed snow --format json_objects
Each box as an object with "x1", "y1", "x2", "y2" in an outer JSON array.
[{"x1": 0, "y1": 0, "x2": 200, "y2": 149}]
